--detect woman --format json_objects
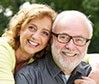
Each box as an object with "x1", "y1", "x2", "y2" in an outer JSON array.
[{"x1": 0, "y1": 3, "x2": 57, "y2": 84}]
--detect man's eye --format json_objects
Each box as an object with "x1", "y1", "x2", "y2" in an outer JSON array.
[
  {"x1": 74, "y1": 38, "x2": 84, "y2": 43},
  {"x1": 60, "y1": 35, "x2": 69, "y2": 40},
  {"x1": 60, "y1": 36, "x2": 66, "y2": 39}
]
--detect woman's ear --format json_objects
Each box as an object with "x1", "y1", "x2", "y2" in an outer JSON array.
[
  {"x1": 16, "y1": 26, "x2": 21, "y2": 37},
  {"x1": 17, "y1": 32, "x2": 20, "y2": 37}
]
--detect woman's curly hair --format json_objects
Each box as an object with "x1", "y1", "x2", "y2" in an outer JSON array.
[{"x1": 2, "y1": 3, "x2": 57, "y2": 58}]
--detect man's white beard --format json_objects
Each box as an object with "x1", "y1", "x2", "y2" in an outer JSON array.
[{"x1": 51, "y1": 43, "x2": 85, "y2": 74}]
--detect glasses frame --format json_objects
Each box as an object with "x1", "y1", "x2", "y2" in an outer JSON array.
[{"x1": 51, "y1": 32, "x2": 91, "y2": 46}]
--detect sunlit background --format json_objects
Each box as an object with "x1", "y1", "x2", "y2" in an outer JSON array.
[{"x1": 0, "y1": 0, "x2": 99, "y2": 53}]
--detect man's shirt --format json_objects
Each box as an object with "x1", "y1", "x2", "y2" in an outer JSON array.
[{"x1": 15, "y1": 52, "x2": 92, "y2": 84}]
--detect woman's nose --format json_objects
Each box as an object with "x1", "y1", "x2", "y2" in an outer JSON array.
[{"x1": 32, "y1": 32, "x2": 40, "y2": 39}]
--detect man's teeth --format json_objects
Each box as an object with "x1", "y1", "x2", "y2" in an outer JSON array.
[
  {"x1": 63, "y1": 52, "x2": 76, "y2": 56},
  {"x1": 29, "y1": 40, "x2": 38, "y2": 46},
  {"x1": 66, "y1": 53, "x2": 75, "y2": 56}
]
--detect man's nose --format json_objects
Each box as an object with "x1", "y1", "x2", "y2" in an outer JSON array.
[{"x1": 65, "y1": 39, "x2": 75, "y2": 48}]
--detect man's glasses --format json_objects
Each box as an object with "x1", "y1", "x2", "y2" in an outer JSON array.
[{"x1": 52, "y1": 32, "x2": 91, "y2": 46}]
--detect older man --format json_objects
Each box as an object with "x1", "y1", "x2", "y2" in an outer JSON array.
[{"x1": 15, "y1": 10, "x2": 96, "y2": 84}]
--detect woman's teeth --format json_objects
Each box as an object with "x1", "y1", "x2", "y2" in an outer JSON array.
[{"x1": 29, "y1": 40, "x2": 39, "y2": 46}]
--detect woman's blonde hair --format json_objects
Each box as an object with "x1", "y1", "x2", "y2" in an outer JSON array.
[{"x1": 2, "y1": 3, "x2": 57, "y2": 51}]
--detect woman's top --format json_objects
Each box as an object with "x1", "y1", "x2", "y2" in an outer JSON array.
[
  {"x1": 0, "y1": 37, "x2": 33, "y2": 84},
  {"x1": 0, "y1": 37, "x2": 15, "y2": 84}
]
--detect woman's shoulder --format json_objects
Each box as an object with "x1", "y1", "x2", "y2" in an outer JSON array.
[
  {"x1": 0, "y1": 37, "x2": 16, "y2": 72},
  {"x1": 0, "y1": 37, "x2": 15, "y2": 61},
  {"x1": 0, "y1": 37, "x2": 9, "y2": 43},
  {"x1": 0, "y1": 37, "x2": 12, "y2": 48},
  {"x1": 0, "y1": 36, "x2": 15, "y2": 53}
]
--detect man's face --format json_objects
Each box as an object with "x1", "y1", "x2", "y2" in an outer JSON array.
[{"x1": 51, "y1": 17, "x2": 91, "y2": 73}]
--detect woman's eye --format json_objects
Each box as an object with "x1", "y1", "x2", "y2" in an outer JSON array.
[
  {"x1": 28, "y1": 26, "x2": 36, "y2": 32},
  {"x1": 42, "y1": 31, "x2": 49, "y2": 37}
]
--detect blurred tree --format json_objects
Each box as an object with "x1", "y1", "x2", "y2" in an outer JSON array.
[
  {"x1": 0, "y1": 0, "x2": 19, "y2": 35},
  {"x1": 0, "y1": 0, "x2": 99, "y2": 53},
  {"x1": 0, "y1": 0, "x2": 33, "y2": 35},
  {"x1": 82, "y1": 0, "x2": 99, "y2": 53},
  {"x1": 35, "y1": 0, "x2": 99, "y2": 53}
]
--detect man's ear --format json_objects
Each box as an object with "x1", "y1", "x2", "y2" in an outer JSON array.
[
  {"x1": 87, "y1": 41, "x2": 91, "y2": 47},
  {"x1": 50, "y1": 35, "x2": 53, "y2": 44}
]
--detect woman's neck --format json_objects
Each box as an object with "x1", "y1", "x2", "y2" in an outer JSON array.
[
  {"x1": 15, "y1": 47, "x2": 34, "y2": 64},
  {"x1": 15, "y1": 47, "x2": 34, "y2": 74}
]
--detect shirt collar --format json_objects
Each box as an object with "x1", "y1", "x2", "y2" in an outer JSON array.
[
  {"x1": 73, "y1": 61, "x2": 90, "y2": 76},
  {"x1": 45, "y1": 52, "x2": 90, "y2": 78}
]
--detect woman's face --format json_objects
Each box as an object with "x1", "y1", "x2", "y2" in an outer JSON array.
[{"x1": 19, "y1": 16, "x2": 52, "y2": 56}]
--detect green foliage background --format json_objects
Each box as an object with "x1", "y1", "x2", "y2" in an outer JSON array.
[{"x1": 0, "y1": 0, "x2": 99, "y2": 53}]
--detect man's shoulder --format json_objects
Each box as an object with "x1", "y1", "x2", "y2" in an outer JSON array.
[
  {"x1": 17, "y1": 57, "x2": 47, "y2": 75},
  {"x1": 79, "y1": 61, "x2": 92, "y2": 75},
  {"x1": 29, "y1": 57, "x2": 46, "y2": 69},
  {"x1": 80, "y1": 61, "x2": 91, "y2": 69}
]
